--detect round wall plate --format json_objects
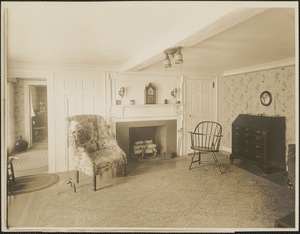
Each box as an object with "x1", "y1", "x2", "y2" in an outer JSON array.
[{"x1": 260, "y1": 91, "x2": 272, "y2": 106}]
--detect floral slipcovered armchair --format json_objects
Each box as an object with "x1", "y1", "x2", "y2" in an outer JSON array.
[{"x1": 67, "y1": 115, "x2": 127, "y2": 191}]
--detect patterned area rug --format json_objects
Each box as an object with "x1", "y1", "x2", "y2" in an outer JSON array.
[
  {"x1": 9, "y1": 174, "x2": 59, "y2": 195},
  {"x1": 16, "y1": 158, "x2": 295, "y2": 230},
  {"x1": 13, "y1": 150, "x2": 48, "y2": 171}
]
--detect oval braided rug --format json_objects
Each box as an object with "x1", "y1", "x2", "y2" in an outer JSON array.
[
  {"x1": 13, "y1": 150, "x2": 48, "y2": 171},
  {"x1": 9, "y1": 174, "x2": 59, "y2": 195}
]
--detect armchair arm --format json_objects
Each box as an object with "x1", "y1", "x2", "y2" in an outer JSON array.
[
  {"x1": 69, "y1": 145, "x2": 94, "y2": 176},
  {"x1": 189, "y1": 131, "x2": 222, "y2": 150},
  {"x1": 98, "y1": 138, "x2": 127, "y2": 162}
]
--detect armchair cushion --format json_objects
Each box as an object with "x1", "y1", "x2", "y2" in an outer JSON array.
[
  {"x1": 90, "y1": 149, "x2": 127, "y2": 174},
  {"x1": 98, "y1": 138, "x2": 116, "y2": 150}
]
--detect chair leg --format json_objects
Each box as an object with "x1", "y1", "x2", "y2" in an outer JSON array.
[
  {"x1": 189, "y1": 151, "x2": 196, "y2": 170},
  {"x1": 212, "y1": 153, "x2": 222, "y2": 174},
  {"x1": 7, "y1": 171, "x2": 12, "y2": 193},
  {"x1": 198, "y1": 152, "x2": 201, "y2": 165},
  {"x1": 10, "y1": 161, "x2": 15, "y2": 183},
  {"x1": 76, "y1": 170, "x2": 79, "y2": 183},
  {"x1": 123, "y1": 164, "x2": 126, "y2": 176},
  {"x1": 93, "y1": 175, "x2": 96, "y2": 191}
]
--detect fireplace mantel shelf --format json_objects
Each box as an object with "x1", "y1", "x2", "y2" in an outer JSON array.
[
  {"x1": 112, "y1": 103, "x2": 181, "y2": 108},
  {"x1": 110, "y1": 103, "x2": 184, "y2": 123}
]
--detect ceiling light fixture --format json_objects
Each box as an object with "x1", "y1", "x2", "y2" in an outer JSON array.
[{"x1": 163, "y1": 47, "x2": 183, "y2": 68}]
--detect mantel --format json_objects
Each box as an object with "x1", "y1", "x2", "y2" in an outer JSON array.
[
  {"x1": 110, "y1": 103, "x2": 183, "y2": 120},
  {"x1": 114, "y1": 116, "x2": 178, "y2": 122},
  {"x1": 112, "y1": 103, "x2": 180, "y2": 108}
]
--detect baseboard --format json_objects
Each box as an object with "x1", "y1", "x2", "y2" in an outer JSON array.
[{"x1": 222, "y1": 146, "x2": 232, "y2": 153}]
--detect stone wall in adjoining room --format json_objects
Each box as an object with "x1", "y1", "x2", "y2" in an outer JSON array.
[
  {"x1": 14, "y1": 78, "x2": 47, "y2": 143},
  {"x1": 218, "y1": 65, "x2": 295, "y2": 159},
  {"x1": 14, "y1": 78, "x2": 26, "y2": 141}
]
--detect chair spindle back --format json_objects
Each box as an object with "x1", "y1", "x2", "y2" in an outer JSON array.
[{"x1": 190, "y1": 121, "x2": 222, "y2": 151}]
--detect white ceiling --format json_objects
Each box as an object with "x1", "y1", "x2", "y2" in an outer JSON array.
[
  {"x1": 143, "y1": 7, "x2": 296, "y2": 74},
  {"x1": 3, "y1": 2, "x2": 297, "y2": 74}
]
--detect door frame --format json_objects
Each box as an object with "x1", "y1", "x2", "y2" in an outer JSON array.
[
  {"x1": 24, "y1": 80, "x2": 47, "y2": 147},
  {"x1": 7, "y1": 68, "x2": 55, "y2": 173},
  {"x1": 183, "y1": 76, "x2": 218, "y2": 155}
]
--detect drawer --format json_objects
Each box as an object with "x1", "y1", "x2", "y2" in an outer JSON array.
[
  {"x1": 232, "y1": 146, "x2": 252, "y2": 158},
  {"x1": 233, "y1": 135, "x2": 266, "y2": 145},
  {"x1": 232, "y1": 147, "x2": 243, "y2": 155},
  {"x1": 233, "y1": 131, "x2": 253, "y2": 138},
  {"x1": 233, "y1": 131, "x2": 266, "y2": 143},
  {"x1": 252, "y1": 135, "x2": 265, "y2": 143},
  {"x1": 232, "y1": 149, "x2": 266, "y2": 165},
  {"x1": 233, "y1": 125, "x2": 266, "y2": 136},
  {"x1": 247, "y1": 128, "x2": 265, "y2": 136},
  {"x1": 252, "y1": 153, "x2": 265, "y2": 164},
  {"x1": 233, "y1": 139, "x2": 265, "y2": 153},
  {"x1": 232, "y1": 144, "x2": 265, "y2": 158},
  {"x1": 248, "y1": 142, "x2": 265, "y2": 153}
]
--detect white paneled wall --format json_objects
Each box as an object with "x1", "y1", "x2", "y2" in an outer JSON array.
[
  {"x1": 54, "y1": 69, "x2": 106, "y2": 172},
  {"x1": 110, "y1": 73, "x2": 180, "y2": 105},
  {"x1": 107, "y1": 72, "x2": 185, "y2": 156}
]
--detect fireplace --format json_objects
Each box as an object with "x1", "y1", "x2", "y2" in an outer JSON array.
[
  {"x1": 129, "y1": 125, "x2": 166, "y2": 157},
  {"x1": 116, "y1": 120, "x2": 177, "y2": 160}
]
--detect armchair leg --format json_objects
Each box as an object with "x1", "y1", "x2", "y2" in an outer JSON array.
[
  {"x1": 212, "y1": 153, "x2": 222, "y2": 174},
  {"x1": 123, "y1": 164, "x2": 126, "y2": 176},
  {"x1": 76, "y1": 170, "x2": 79, "y2": 183},
  {"x1": 93, "y1": 175, "x2": 96, "y2": 191},
  {"x1": 198, "y1": 152, "x2": 201, "y2": 165}
]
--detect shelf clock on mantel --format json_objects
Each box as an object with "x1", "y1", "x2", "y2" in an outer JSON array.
[{"x1": 144, "y1": 83, "x2": 156, "y2": 104}]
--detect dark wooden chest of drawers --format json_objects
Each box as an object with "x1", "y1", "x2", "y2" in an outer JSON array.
[{"x1": 230, "y1": 114, "x2": 286, "y2": 174}]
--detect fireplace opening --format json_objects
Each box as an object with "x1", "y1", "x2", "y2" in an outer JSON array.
[
  {"x1": 116, "y1": 119, "x2": 177, "y2": 160},
  {"x1": 129, "y1": 126, "x2": 166, "y2": 158}
]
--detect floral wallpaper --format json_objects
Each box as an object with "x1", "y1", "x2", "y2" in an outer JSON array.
[{"x1": 219, "y1": 65, "x2": 295, "y2": 159}]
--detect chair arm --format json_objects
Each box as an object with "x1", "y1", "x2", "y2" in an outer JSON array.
[
  {"x1": 104, "y1": 139, "x2": 127, "y2": 162},
  {"x1": 99, "y1": 138, "x2": 120, "y2": 150},
  {"x1": 189, "y1": 131, "x2": 222, "y2": 137},
  {"x1": 69, "y1": 146, "x2": 93, "y2": 167}
]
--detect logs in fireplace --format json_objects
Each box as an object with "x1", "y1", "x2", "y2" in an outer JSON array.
[{"x1": 133, "y1": 140, "x2": 158, "y2": 159}]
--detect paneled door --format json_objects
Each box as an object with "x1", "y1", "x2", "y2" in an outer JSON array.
[
  {"x1": 185, "y1": 78, "x2": 216, "y2": 154},
  {"x1": 55, "y1": 71, "x2": 105, "y2": 172}
]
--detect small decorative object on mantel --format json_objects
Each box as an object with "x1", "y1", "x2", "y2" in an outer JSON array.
[
  {"x1": 164, "y1": 99, "x2": 168, "y2": 104},
  {"x1": 260, "y1": 91, "x2": 272, "y2": 106},
  {"x1": 171, "y1": 88, "x2": 177, "y2": 98},
  {"x1": 130, "y1": 99, "x2": 135, "y2": 105},
  {"x1": 118, "y1": 87, "x2": 125, "y2": 98},
  {"x1": 144, "y1": 82, "x2": 156, "y2": 104},
  {"x1": 116, "y1": 100, "x2": 121, "y2": 105}
]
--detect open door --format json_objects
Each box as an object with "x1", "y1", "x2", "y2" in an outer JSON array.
[{"x1": 24, "y1": 81, "x2": 47, "y2": 148}]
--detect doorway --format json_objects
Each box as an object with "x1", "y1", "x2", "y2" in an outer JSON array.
[
  {"x1": 7, "y1": 79, "x2": 49, "y2": 176},
  {"x1": 30, "y1": 85, "x2": 48, "y2": 146}
]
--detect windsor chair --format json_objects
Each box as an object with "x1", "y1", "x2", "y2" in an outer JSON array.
[{"x1": 188, "y1": 121, "x2": 223, "y2": 173}]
